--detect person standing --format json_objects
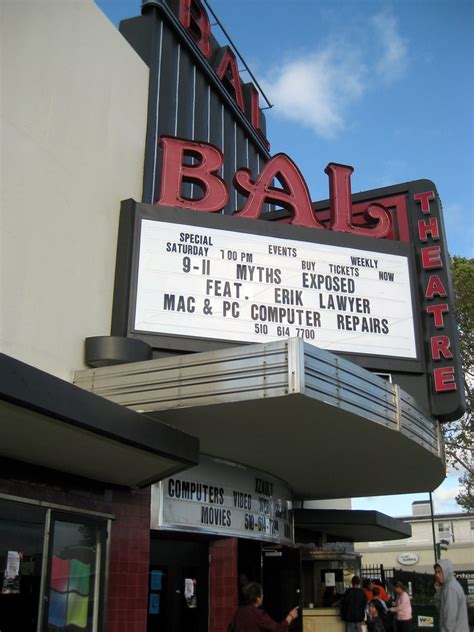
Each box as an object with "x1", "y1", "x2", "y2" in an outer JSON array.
[
  {"x1": 363, "y1": 579, "x2": 374, "y2": 602},
  {"x1": 388, "y1": 581, "x2": 412, "y2": 631},
  {"x1": 340, "y1": 575, "x2": 367, "y2": 632},
  {"x1": 373, "y1": 581, "x2": 390, "y2": 605},
  {"x1": 229, "y1": 582, "x2": 298, "y2": 632},
  {"x1": 371, "y1": 588, "x2": 388, "y2": 613},
  {"x1": 366, "y1": 600, "x2": 387, "y2": 632},
  {"x1": 434, "y1": 559, "x2": 469, "y2": 632}
]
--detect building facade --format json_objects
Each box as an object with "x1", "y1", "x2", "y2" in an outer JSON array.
[
  {"x1": 1, "y1": 1, "x2": 465, "y2": 632},
  {"x1": 1, "y1": 3, "x2": 199, "y2": 632},
  {"x1": 356, "y1": 501, "x2": 474, "y2": 576}
]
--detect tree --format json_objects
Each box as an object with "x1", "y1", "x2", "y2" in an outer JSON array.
[
  {"x1": 455, "y1": 470, "x2": 474, "y2": 512},
  {"x1": 443, "y1": 257, "x2": 473, "y2": 510}
]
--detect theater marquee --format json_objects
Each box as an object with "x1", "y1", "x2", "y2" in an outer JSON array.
[{"x1": 134, "y1": 215, "x2": 417, "y2": 358}]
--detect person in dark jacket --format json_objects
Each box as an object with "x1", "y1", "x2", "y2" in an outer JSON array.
[
  {"x1": 367, "y1": 600, "x2": 386, "y2": 632},
  {"x1": 229, "y1": 582, "x2": 298, "y2": 632},
  {"x1": 373, "y1": 581, "x2": 390, "y2": 605},
  {"x1": 340, "y1": 575, "x2": 367, "y2": 632}
]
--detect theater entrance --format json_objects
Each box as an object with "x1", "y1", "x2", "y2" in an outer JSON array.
[
  {"x1": 262, "y1": 545, "x2": 303, "y2": 631},
  {"x1": 148, "y1": 533, "x2": 209, "y2": 632}
]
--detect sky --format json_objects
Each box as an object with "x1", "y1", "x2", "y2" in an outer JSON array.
[{"x1": 94, "y1": 0, "x2": 473, "y2": 517}]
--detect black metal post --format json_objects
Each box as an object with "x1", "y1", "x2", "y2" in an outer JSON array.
[{"x1": 429, "y1": 492, "x2": 438, "y2": 563}]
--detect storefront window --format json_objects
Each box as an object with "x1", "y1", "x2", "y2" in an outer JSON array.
[
  {"x1": 0, "y1": 498, "x2": 46, "y2": 632},
  {"x1": 46, "y1": 517, "x2": 105, "y2": 632}
]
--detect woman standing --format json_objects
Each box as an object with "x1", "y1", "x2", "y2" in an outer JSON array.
[
  {"x1": 229, "y1": 582, "x2": 299, "y2": 631},
  {"x1": 389, "y1": 582, "x2": 412, "y2": 631}
]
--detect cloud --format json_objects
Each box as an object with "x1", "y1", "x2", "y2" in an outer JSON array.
[
  {"x1": 263, "y1": 10, "x2": 407, "y2": 138},
  {"x1": 263, "y1": 44, "x2": 366, "y2": 139},
  {"x1": 372, "y1": 159, "x2": 408, "y2": 188},
  {"x1": 371, "y1": 11, "x2": 408, "y2": 80},
  {"x1": 433, "y1": 484, "x2": 461, "y2": 512},
  {"x1": 444, "y1": 203, "x2": 463, "y2": 220}
]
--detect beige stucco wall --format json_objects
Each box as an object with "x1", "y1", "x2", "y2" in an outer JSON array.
[
  {"x1": 303, "y1": 499, "x2": 352, "y2": 510},
  {"x1": 356, "y1": 515, "x2": 474, "y2": 572},
  {"x1": 0, "y1": 0, "x2": 148, "y2": 380}
]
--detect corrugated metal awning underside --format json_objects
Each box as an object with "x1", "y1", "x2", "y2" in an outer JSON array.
[{"x1": 74, "y1": 338, "x2": 445, "y2": 499}]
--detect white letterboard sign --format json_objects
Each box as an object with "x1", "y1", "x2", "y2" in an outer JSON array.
[
  {"x1": 151, "y1": 456, "x2": 294, "y2": 544},
  {"x1": 135, "y1": 218, "x2": 417, "y2": 358}
]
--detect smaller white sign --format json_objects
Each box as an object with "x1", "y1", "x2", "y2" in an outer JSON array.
[
  {"x1": 325, "y1": 572, "x2": 336, "y2": 587},
  {"x1": 151, "y1": 455, "x2": 294, "y2": 545},
  {"x1": 397, "y1": 552, "x2": 419, "y2": 565},
  {"x1": 5, "y1": 551, "x2": 20, "y2": 579},
  {"x1": 417, "y1": 615, "x2": 434, "y2": 627}
]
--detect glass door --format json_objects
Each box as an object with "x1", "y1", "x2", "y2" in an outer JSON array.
[
  {"x1": 0, "y1": 498, "x2": 46, "y2": 632},
  {"x1": 42, "y1": 514, "x2": 106, "y2": 632}
]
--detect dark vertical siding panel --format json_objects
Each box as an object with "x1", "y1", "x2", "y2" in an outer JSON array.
[
  {"x1": 177, "y1": 46, "x2": 195, "y2": 199},
  {"x1": 153, "y1": 26, "x2": 180, "y2": 203},
  {"x1": 235, "y1": 125, "x2": 248, "y2": 211},
  {"x1": 256, "y1": 150, "x2": 272, "y2": 214},
  {"x1": 244, "y1": 143, "x2": 261, "y2": 215},
  {"x1": 149, "y1": 19, "x2": 270, "y2": 211},
  {"x1": 123, "y1": 15, "x2": 271, "y2": 208},
  {"x1": 223, "y1": 111, "x2": 236, "y2": 215},
  {"x1": 190, "y1": 66, "x2": 210, "y2": 204},
  {"x1": 177, "y1": 48, "x2": 195, "y2": 139},
  {"x1": 140, "y1": 17, "x2": 164, "y2": 204},
  {"x1": 209, "y1": 90, "x2": 223, "y2": 154},
  {"x1": 193, "y1": 68, "x2": 210, "y2": 143},
  {"x1": 247, "y1": 143, "x2": 259, "y2": 187},
  {"x1": 209, "y1": 89, "x2": 224, "y2": 213}
]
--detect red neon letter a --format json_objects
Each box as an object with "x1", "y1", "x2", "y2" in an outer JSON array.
[
  {"x1": 214, "y1": 47, "x2": 245, "y2": 112},
  {"x1": 156, "y1": 136, "x2": 228, "y2": 212},
  {"x1": 233, "y1": 154, "x2": 324, "y2": 228}
]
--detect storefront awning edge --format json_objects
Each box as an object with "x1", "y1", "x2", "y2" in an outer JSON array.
[
  {"x1": 294, "y1": 508, "x2": 412, "y2": 542},
  {"x1": 0, "y1": 353, "x2": 199, "y2": 488}
]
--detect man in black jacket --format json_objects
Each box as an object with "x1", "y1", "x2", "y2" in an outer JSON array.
[{"x1": 340, "y1": 575, "x2": 367, "y2": 632}]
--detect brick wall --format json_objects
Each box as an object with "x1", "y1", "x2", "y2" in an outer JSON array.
[
  {"x1": 209, "y1": 538, "x2": 238, "y2": 632},
  {"x1": 0, "y1": 461, "x2": 150, "y2": 632},
  {"x1": 107, "y1": 487, "x2": 150, "y2": 632}
]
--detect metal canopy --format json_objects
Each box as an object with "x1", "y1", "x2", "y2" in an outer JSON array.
[
  {"x1": 294, "y1": 509, "x2": 411, "y2": 542},
  {"x1": 74, "y1": 338, "x2": 445, "y2": 499},
  {"x1": 0, "y1": 354, "x2": 199, "y2": 488}
]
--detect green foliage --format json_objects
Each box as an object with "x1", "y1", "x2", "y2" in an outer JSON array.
[
  {"x1": 444, "y1": 257, "x2": 473, "y2": 510},
  {"x1": 450, "y1": 256, "x2": 474, "y2": 379},
  {"x1": 456, "y1": 470, "x2": 474, "y2": 512}
]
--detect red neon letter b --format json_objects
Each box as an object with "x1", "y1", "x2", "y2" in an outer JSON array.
[{"x1": 156, "y1": 136, "x2": 229, "y2": 213}]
